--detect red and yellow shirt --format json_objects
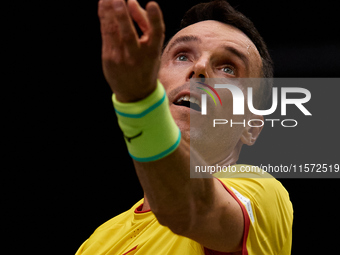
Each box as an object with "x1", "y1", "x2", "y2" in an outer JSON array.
[{"x1": 76, "y1": 166, "x2": 293, "y2": 255}]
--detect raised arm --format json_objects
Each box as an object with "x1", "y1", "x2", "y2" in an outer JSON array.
[{"x1": 98, "y1": 0, "x2": 244, "y2": 252}]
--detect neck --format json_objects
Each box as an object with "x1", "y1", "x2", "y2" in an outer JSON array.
[
  {"x1": 215, "y1": 151, "x2": 238, "y2": 167},
  {"x1": 214, "y1": 141, "x2": 242, "y2": 167},
  {"x1": 142, "y1": 194, "x2": 151, "y2": 211}
]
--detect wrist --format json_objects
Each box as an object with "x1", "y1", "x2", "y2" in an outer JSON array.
[
  {"x1": 112, "y1": 80, "x2": 181, "y2": 162},
  {"x1": 114, "y1": 83, "x2": 158, "y2": 103},
  {"x1": 112, "y1": 80, "x2": 165, "y2": 116}
]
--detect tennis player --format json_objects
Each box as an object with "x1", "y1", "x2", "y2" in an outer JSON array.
[{"x1": 76, "y1": 0, "x2": 293, "y2": 254}]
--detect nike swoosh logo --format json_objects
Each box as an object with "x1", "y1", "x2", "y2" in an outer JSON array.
[
  {"x1": 122, "y1": 245, "x2": 138, "y2": 255},
  {"x1": 124, "y1": 131, "x2": 143, "y2": 143}
]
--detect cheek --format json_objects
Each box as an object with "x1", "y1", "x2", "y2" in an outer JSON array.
[
  {"x1": 207, "y1": 90, "x2": 247, "y2": 146},
  {"x1": 215, "y1": 90, "x2": 235, "y2": 119},
  {"x1": 159, "y1": 61, "x2": 191, "y2": 84},
  {"x1": 215, "y1": 88, "x2": 250, "y2": 121}
]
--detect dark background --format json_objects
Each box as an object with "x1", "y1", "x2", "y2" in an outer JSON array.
[{"x1": 7, "y1": 0, "x2": 339, "y2": 254}]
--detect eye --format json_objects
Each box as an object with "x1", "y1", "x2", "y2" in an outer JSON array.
[
  {"x1": 176, "y1": 54, "x2": 188, "y2": 61},
  {"x1": 222, "y1": 66, "x2": 235, "y2": 75}
]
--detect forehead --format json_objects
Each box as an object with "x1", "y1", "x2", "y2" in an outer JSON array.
[{"x1": 173, "y1": 20, "x2": 253, "y2": 46}]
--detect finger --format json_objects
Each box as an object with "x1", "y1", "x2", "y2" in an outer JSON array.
[
  {"x1": 98, "y1": 0, "x2": 120, "y2": 53},
  {"x1": 128, "y1": 0, "x2": 149, "y2": 35},
  {"x1": 146, "y1": 2, "x2": 165, "y2": 51},
  {"x1": 112, "y1": 0, "x2": 139, "y2": 52}
]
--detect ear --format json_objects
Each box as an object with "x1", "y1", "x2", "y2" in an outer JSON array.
[{"x1": 240, "y1": 115, "x2": 264, "y2": 146}]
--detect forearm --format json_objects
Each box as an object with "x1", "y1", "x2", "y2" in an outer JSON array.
[
  {"x1": 112, "y1": 79, "x2": 217, "y2": 232},
  {"x1": 133, "y1": 138, "x2": 217, "y2": 232}
]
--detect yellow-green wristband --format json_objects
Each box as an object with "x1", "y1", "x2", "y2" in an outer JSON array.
[{"x1": 112, "y1": 80, "x2": 181, "y2": 162}]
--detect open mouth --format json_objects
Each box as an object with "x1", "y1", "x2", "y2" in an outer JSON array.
[{"x1": 173, "y1": 95, "x2": 201, "y2": 111}]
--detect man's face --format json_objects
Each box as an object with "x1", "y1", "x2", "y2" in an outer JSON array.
[{"x1": 159, "y1": 20, "x2": 263, "y2": 164}]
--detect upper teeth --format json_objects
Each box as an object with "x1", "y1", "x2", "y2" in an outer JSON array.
[{"x1": 176, "y1": 95, "x2": 200, "y2": 107}]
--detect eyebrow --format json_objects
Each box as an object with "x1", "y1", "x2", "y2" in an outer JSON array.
[
  {"x1": 165, "y1": 35, "x2": 202, "y2": 53},
  {"x1": 223, "y1": 45, "x2": 249, "y2": 68},
  {"x1": 164, "y1": 34, "x2": 250, "y2": 69}
]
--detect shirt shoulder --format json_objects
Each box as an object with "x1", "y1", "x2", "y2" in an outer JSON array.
[
  {"x1": 76, "y1": 198, "x2": 207, "y2": 255},
  {"x1": 94, "y1": 199, "x2": 144, "y2": 232},
  {"x1": 216, "y1": 165, "x2": 293, "y2": 255},
  {"x1": 75, "y1": 199, "x2": 144, "y2": 255}
]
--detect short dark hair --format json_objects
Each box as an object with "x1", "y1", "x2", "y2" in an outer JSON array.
[{"x1": 178, "y1": 0, "x2": 273, "y2": 110}]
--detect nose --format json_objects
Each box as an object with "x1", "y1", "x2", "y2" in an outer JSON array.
[
  {"x1": 188, "y1": 57, "x2": 210, "y2": 81},
  {"x1": 189, "y1": 72, "x2": 205, "y2": 82}
]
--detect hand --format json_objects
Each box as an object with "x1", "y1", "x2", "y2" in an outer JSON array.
[{"x1": 98, "y1": 0, "x2": 165, "y2": 102}]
